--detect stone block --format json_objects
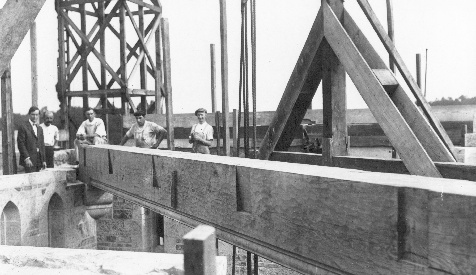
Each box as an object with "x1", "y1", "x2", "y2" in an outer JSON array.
[{"x1": 465, "y1": 133, "x2": 476, "y2": 147}]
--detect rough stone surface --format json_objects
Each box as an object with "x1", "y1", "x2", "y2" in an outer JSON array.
[{"x1": 0, "y1": 245, "x2": 227, "y2": 274}]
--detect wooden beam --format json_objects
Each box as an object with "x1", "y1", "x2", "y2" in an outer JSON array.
[
  {"x1": 161, "y1": 18, "x2": 174, "y2": 150},
  {"x1": 59, "y1": 0, "x2": 103, "y2": 7},
  {"x1": 80, "y1": 4, "x2": 89, "y2": 108},
  {"x1": 1, "y1": 64, "x2": 15, "y2": 175},
  {"x1": 342, "y1": 9, "x2": 455, "y2": 163},
  {"x1": 386, "y1": 0, "x2": 395, "y2": 72},
  {"x1": 81, "y1": 145, "x2": 476, "y2": 275},
  {"x1": 323, "y1": 3, "x2": 440, "y2": 177},
  {"x1": 258, "y1": 8, "x2": 324, "y2": 159},
  {"x1": 30, "y1": 22, "x2": 38, "y2": 107},
  {"x1": 0, "y1": 0, "x2": 47, "y2": 76},
  {"x1": 219, "y1": 0, "x2": 230, "y2": 156},
  {"x1": 60, "y1": 3, "x2": 123, "y2": 87},
  {"x1": 56, "y1": 0, "x2": 69, "y2": 147},
  {"x1": 64, "y1": 6, "x2": 98, "y2": 17},
  {"x1": 210, "y1": 44, "x2": 217, "y2": 113},
  {"x1": 67, "y1": 89, "x2": 122, "y2": 97},
  {"x1": 155, "y1": 17, "x2": 163, "y2": 114},
  {"x1": 138, "y1": 5, "x2": 147, "y2": 112},
  {"x1": 416, "y1": 53, "x2": 422, "y2": 88},
  {"x1": 127, "y1": 0, "x2": 162, "y2": 13},
  {"x1": 183, "y1": 225, "x2": 217, "y2": 275},
  {"x1": 99, "y1": 1, "x2": 107, "y2": 110},
  {"x1": 356, "y1": 0, "x2": 456, "y2": 158},
  {"x1": 119, "y1": 0, "x2": 132, "y2": 113}
]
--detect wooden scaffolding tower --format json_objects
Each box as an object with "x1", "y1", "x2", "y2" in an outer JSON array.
[{"x1": 55, "y1": 0, "x2": 172, "y2": 146}]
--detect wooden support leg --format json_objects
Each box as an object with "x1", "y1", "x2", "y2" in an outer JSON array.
[{"x1": 1, "y1": 64, "x2": 15, "y2": 175}]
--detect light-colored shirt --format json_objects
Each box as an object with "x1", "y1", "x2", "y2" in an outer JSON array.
[
  {"x1": 76, "y1": 118, "x2": 107, "y2": 137},
  {"x1": 29, "y1": 119, "x2": 38, "y2": 137},
  {"x1": 40, "y1": 123, "x2": 59, "y2": 146},
  {"x1": 126, "y1": 121, "x2": 166, "y2": 148},
  {"x1": 190, "y1": 122, "x2": 214, "y2": 154}
]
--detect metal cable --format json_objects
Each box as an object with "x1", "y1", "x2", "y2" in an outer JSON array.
[{"x1": 251, "y1": 0, "x2": 257, "y2": 158}]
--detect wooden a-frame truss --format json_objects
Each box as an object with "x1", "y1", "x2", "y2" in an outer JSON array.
[
  {"x1": 56, "y1": 0, "x2": 166, "y2": 118},
  {"x1": 258, "y1": 0, "x2": 457, "y2": 177}
]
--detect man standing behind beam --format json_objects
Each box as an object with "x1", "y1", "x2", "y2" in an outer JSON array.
[
  {"x1": 120, "y1": 110, "x2": 167, "y2": 149},
  {"x1": 40, "y1": 111, "x2": 59, "y2": 168},
  {"x1": 17, "y1": 106, "x2": 46, "y2": 173}
]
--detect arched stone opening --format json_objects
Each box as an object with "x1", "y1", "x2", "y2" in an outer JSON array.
[
  {"x1": 48, "y1": 193, "x2": 65, "y2": 248},
  {"x1": 0, "y1": 201, "x2": 21, "y2": 245}
]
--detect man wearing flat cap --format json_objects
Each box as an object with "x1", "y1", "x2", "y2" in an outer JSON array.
[
  {"x1": 189, "y1": 108, "x2": 214, "y2": 154},
  {"x1": 120, "y1": 110, "x2": 167, "y2": 148}
]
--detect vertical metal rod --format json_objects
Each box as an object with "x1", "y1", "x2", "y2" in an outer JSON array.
[
  {"x1": 424, "y1": 48, "x2": 428, "y2": 98},
  {"x1": 246, "y1": 251, "x2": 252, "y2": 275},
  {"x1": 253, "y1": 254, "x2": 259, "y2": 275},
  {"x1": 251, "y1": 0, "x2": 257, "y2": 158}
]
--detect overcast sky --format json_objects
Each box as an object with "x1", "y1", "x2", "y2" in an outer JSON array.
[{"x1": 5, "y1": 0, "x2": 476, "y2": 114}]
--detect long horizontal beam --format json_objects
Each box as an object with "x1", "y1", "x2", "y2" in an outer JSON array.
[{"x1": 79, "y1": 145, "x2": 476, "y2": 275}]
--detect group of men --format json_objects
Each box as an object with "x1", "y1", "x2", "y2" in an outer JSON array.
[{"x1": 17, "y1": 106, "x2": 214, "y2": 173}]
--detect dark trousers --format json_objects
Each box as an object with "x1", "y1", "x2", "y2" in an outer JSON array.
[
  {"x1": 45, "y1": 146, "x2": 55, "y2": 168},
  {"x1": 24, "y1": 152, "x2": 42, "y2": 173}
]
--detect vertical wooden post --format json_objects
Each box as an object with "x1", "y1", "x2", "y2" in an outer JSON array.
[
  {"x1": 80, "y1": 4, "x2": 89, "y2": 109},
  {"x1": 461, "y1": 124, "x2": 468, "y2": 147},
  {"x1": 232, "y1": 109, "x2": 239, "y2": 157},
  {"x1": 56, "y1": 0, "x2": 69, "y2": 148},
  {"x1": 416, "y1": 53, "x2": 422, "y2": 88},
  {"x1": 322, "y1": 138, "x2": 333, "y2": 166},
  {"x1": 161, "y1": 18, "x2": 174, "y2": 150},
  {"x1": 30, "y1": 22, "x2": 38, "y2": 107},
  {"x1": 210, "y1": 44, "x2": 217, "y2": 113},
  {"x1": 386, "y1": 0, "x2": 395, "y2": 72},
  {"x1": 99, "y1": 1, "x2": 107, "y2": 111},
  {"x1": 219, "y1": 0, "x2": 231, "y2": 156},
  {"x1": 119, "y1": 0, "x2": 128, "y2": 114},
  {"x1": 155, "y1": 18, "x2": 163, "y2": 114},
  {"x1": 322, "y1": 0, "x2": 347, "y2": 160},
  {"x1": 2, "y1": 64, "x2": 15, "y2": 175},
  {"x1": 139, "y1": 5, "x2": 147, "y2": 112},
  {"x1": 183, "y1": 225, "x2": 216, "y2": 275},
  {"x1": 215, "y1": 111, "x2": 221, "y2": 156}
]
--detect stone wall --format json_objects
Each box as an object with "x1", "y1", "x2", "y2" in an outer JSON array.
[{"x1": 0, "y1": 168, "x2": 96, "y2": 249}]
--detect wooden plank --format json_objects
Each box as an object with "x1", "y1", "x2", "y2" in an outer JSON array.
[
  {"x1": 127, "y1": 0, "x2": 162, "y2": 13},
  {"x1": 386, "y1": 0, "x2": 395, "y2": 72},
  {"x1": 322, "y1": 0, "x2": 347, "y2": 158},
  {"x1": 119, "y1": 1, "x2": 130, "y2": 113},
  {"x1": 59, "y1": 0, "x2": 103, "y2": 7},
  {"x1": 183, "y1": 225, "x2": 217, "y2": 275},
  {"x1": 80, "y1": 4, "x2": 89, "y2": 108},
  {"x1": 56, "y1": 0, "x2": 69, "y2": 147},
  {"x1": 81, "y1": 145, "x2": 476, "y2": 275},
  {"x1": 161, "y1": 18, "x2": 174, "y2": 150},
  {"x1": 68, "y1": 89, "x2": 122, "y2": 97},
  {"x1": 1, "y1": 64, "x2": 15, "y2": 175},
  {"x1": 270, "y1": 151, "x2": 476, "y2": 182},
  {"x1": 343, "y1": 9, "x2": 455, "y2": 162},
  {"x1": 233, "y1": 109, "x2": 239, "y2": 157},
  {"x1": 0, "y1": 0, "x2": 47, "y2": 76},
  {"x1": 138, "y1": 5, "x2": 147, "y2": 112},
  {"x1": 155, "y1": 17, "x2": 163, "y2": 114},
  {"x1": 30, "y1": 22, "x2": 38, "y2": 107},
  {"x1": 356, "y1": 0, "x2": 456, "y2": 157},
  {"x1": 99, "y1": 1, "x2": 107, "y2": 111},
  {"x1": 219, "y1": 0, "x2": 231, "y2": 156},
  {"x1": 210, "y1": 44, "x2": 217, "y2": 113},
  {"x1": 372, "y1": 69, "x2": 398, "y2": 93},
  {"x1": 258, "y1": 8, "x2": 324, "y2": 159},
  {"x1": 323, "y1": 3, "x2": 440, "y2": 177}
]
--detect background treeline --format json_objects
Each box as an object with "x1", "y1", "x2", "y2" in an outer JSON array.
[{"x1": 429, "y1": 95, "x2": 476, "y2": 106}]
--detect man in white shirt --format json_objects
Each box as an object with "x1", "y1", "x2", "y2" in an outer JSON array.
[
  {"x1": 40, "y1": 111, "x2": 59, "y2": 168},
  {"x1": 189, "y1": 108, "x2": 214, "y2": 154},
  {"x1": 74, "y1": 107, "x2": 107, "y2": 162},
  {"x1": 120, "y1": 110, "x2": 167, "y2": 148}
]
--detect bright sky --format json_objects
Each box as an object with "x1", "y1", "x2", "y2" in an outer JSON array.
[{"x1": 5, "y1": 0, "x2": 476, "y2": 114}]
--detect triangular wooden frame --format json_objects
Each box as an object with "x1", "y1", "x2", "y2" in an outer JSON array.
[{"x1": 258, "y1": 1, "x2": 456, "y2": 177}]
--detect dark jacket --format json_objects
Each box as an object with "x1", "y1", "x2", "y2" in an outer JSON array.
[{"x1": 17, "y1": 120, "x2": 45, "y2": 167}]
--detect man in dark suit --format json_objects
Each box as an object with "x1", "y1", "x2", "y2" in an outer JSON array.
[{"x1": 17, "y1": 106, "x2": 46, "y2": 173}]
